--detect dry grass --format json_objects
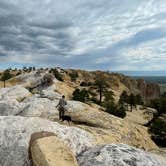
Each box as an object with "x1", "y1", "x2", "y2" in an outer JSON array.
[{"x1": 0, "y1": 78, "x2": 23, "y2": 88}]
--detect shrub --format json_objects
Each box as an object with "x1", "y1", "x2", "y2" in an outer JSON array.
[
  {"x1": 69, "y1": 71, "x2": 78, "y2": 81},
  {"x1": 105, "y1": 102, "x2": 126, "y2": 118},
  {"x1": 80, "y1": 82, "x2": 92, "y2": 87},
  {"x1": 41, "y1": 73, "x2": 54, "y2": 87},
  {"x1": 150, "y1": 118, "x2": 166, "y2": 146},
  {"x1": 49, "y1": 68, "x2": 63, "y2": 81},
  {"x1": 72, "y1": 88, "x2": 89, "y2": 102}
]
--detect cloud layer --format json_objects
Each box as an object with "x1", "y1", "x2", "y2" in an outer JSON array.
[{"x1": 0, "y1": 0, "x2": 166, "y2": 70}]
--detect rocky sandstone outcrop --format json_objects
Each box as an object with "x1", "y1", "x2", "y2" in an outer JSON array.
[
  {"x1": 0, "y1": 99, "x2": 22, "y2": 116},
  {"x1": 31, "y1": 135, "x2": 78, "y2": 166},
  {"x1": 0, "y1": 85, "x2": 31, "y2": 101},
  {"x1": 66, "y1": 70, "x2": 160, "y2": 101},
  {"x1": 77, "y1": 144, "x2": 166, "y2": 166},
  {"x1": 137, "y1": 79, "x2": 160, "y2": 100},
  {"x1": 68, "y1": 111, "x2": 158, "y2": 150},
  {"x1": 0, "y1": 69, "x2": 164, "y2": 166},
  {"x1": 124, "y1": 106, "x2": 157, "y2": 125},
  {"x1": 0, "y1": 116, "x2": 93, "y2": 166},
  {"x1": 19, "y1": 95, "x2": 58, "y2": 117}
]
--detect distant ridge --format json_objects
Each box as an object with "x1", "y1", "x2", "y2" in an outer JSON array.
[{"x1": 113, "y1": 71, "x2": 166, "y2": 76}]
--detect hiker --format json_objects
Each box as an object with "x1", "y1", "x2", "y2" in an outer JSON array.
[{"x1": 56, "y1": 95, "x2": 67, "y2": 120}]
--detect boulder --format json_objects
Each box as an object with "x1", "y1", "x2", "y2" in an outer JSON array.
[
  {"x1": 15, "y1": 71, "x2": 44, "y2": 86},
  {"x1": 0, "y1": 116, "x2": 93, "y2": 166},
  {"x1": 31, "y1": 135, "x2": 78, "y2": 166},
  {"x1": 0, "y1": 99, "x2": 23, "y2": 116},
  {"x1": 0, "y1": 85, "x2": 31, "y2": 101},
  {"x1": 67, "y1": 100, "x2": 95, "y2": 112},
  {"x1": 19, "y1": 96, "x2": 58, "y2": 117},
  {"x1": 40, "y1": 84, "x2": 62, "y2": 100},
  {"x1": 77, "y1": 144, "x2": 166, "y2": 166}
]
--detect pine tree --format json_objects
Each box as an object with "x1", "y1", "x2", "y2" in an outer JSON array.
[
  {"x1": 94, "y1": 72, "x2": 108, "y2": 105},
  {"x1": 128, "y1": 93, "x2": 136, "y2": 112},
  {"x1": 0, "y1": 70, "x2": 12, "y2": 88}
]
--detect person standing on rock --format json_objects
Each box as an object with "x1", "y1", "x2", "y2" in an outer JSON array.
[{"x1": 56, "y1": 95, "x2": 67, "y2": 120}]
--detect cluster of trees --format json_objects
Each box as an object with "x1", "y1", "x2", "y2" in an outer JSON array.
[
  {"x1": 23, "y1": 66, "x2": 36, "y2": 72},
  {"x1": 148, "y1": 97, "x2": 166, "y2": 146},
  {"x1": 72, "y1": 72, "x2": 144, "y2": 118},
  {"x1": 150, "y1": 118, "x2": 166, "y2": 146},
  {"x1": 119, "y1": 91, "x2": 144, "y2": 112},
  {"x1": 103, "y1": 91, "x2": 127, "y2": 118}
]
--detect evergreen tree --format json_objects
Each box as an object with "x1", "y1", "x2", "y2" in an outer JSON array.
[
  {"x1": 72, "y1": 88, "x2": 89, "y2": 102},
  {"x1": 0, "y1": 70, "x2": 12, "y2": 88},
  {"x1": 135, "y1": 94, "x2": 144, "y2": 105},
  {"x1": 103, "y1": 90, "x2": 114, "y2": 106},
  {"x1": 128, "y1": 93, "x2": 136, "y2": 112},
  {"x1": 94, "y1": 72, "x2": 108, "y2": 105},
  {"x1": 119, "y1": 91, "x2": 129, "y2": 110},
  {"x1": 49, "y1": 68, "x2": 63, "y2": 81},
  {"x1": 104, "y1": 90, "x2": 126, "y2": 118}
]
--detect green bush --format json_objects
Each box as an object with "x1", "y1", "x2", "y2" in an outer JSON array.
[
  {"x1": 80, "y1": 82, "x2": 92, "y2": 87},
  {"x1": 105, "y1": 102, "x2": 126, "y2": 118},
  {"x1": 49, "y1": 68, "x2": 63, "y2": 81},
  {"x1": 69, "y1": 71, "x2": 78, "y2": 81},
  {"x1": 150, "y1": 118, "x2": 166, "y2": 146},
  {"x1": 42, "y1": 73, "x2": 54, "y2": 86},
  {"x1": 72, "y1": 88, "x2": 89, "y2": 102}
]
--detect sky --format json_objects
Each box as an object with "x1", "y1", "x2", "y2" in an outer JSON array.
[{"x1": 0, "y1": 0, "x2": 166, "y2": 74}]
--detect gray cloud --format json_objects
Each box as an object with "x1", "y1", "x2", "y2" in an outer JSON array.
[{"x1": 0, "y1": 0, "x2": 166, "y2": 71}]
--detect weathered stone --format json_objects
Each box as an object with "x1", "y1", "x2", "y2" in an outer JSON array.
[
  {"x1": 61, "y1": 104, "x2": 158, "y2": 150},
  {"x1": 0, "y1": 116, "x2": 93, "y2": 166},
  {"x1": 19, "y1": 96, "x2": 58, "y2": 117},
  {"x1": 137, "y1": 79, "x2": 160, "y2": 100},
  {"x1": 0, "y1": 85, "x2": 31, "y2": 101},
  {"x1": 31, "y1": 136, "x2": 78, "y2": 166},
  {"x1": 77, "y1": 144, "x2": 166, "y2": 166},
  {"x1": 0, "y1": 99, "x2": 23, "y2": 116}
]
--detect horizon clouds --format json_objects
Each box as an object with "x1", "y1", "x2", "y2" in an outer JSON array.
[{"x1": 0, "y1": 0, "x2": 166, "y2": 71}]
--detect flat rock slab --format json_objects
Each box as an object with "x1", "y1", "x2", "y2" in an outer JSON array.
[
  {"x1": 31, "y1": 136, "x2": 78, "y2": 166},
  {"x1": 77, "y1": 144, "x2": 166, "y2": 166}
]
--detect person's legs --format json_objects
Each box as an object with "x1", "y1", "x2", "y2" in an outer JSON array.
[
  {"x1": 59, "y1": 110, "x2": 61, "y2": 120},
  {"x1": 62, "y1": 109, "x2": 65, "y2": 117},
  {"x1": 59, "y1": 107, "x2": 65, "y2": 120},
  {"x1": 59, "y1": 107, "x2": 63, "y2": 120}
]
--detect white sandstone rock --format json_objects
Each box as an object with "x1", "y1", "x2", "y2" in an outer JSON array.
[
  {"x1": 67, "y1": 101, "x2": 95, "y2": 112},
  {"x1": 0, "y1": 99, "x2": 23, "y2": 116},
  {"x1": 19, "y1": 96, "x2": 59, "y2": 117},
  {"x1": 40, "y1": 84, "x2": 62, "y2": 100},
  {"x1": 0, "y1": 116, "x2": 93, "y2": 166},
  {"x1": 0, "y1": 85, "x2": 31, "y2": 101},
  {"x1": 77, "y1": 144, "x2": 166, "y2": 166}
]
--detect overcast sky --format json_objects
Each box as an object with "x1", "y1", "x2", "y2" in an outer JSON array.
[{"x1": 0, "y1": 0, "x2": 166, "y2": 71}]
